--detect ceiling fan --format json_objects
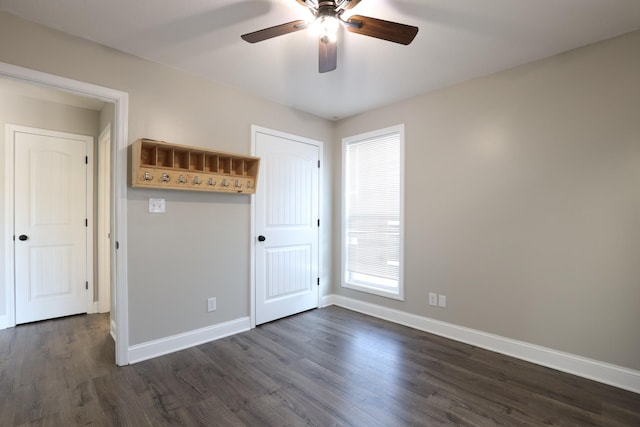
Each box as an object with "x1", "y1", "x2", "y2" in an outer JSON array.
[{"x1": 241, "y1": 0, "x2": 419, "y2": 73}]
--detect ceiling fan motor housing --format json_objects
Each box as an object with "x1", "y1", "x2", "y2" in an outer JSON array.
[{"x1": 317, "y1": 1, "x2": 341, "y2": 18}]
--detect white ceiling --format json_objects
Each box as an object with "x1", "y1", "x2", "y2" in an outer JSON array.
[{"x1": 2, "y1": 0, "x2": 640, "y2": 120}]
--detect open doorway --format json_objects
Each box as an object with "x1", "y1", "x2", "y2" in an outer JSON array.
[{"x1": 0, "y1": 62, "x2": 130, "y2": 365}]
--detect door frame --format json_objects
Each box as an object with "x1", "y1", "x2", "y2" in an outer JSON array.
[
  {"x1": 250, "y1": 125, "x2": 323, "y2": 329},
  {"x1": 97, "y1": 123, "x2": 111, "y2": 313},
  {"x1": 1, "y1": 61, "x2": 130, "y2": 366},
  {"x1": 7, "y1": 125, "x2": 95, "y2": 321}
]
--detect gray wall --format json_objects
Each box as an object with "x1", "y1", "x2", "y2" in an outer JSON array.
[
  {"x1": 2, "y1": 10, "x2": 638, "y2": 373},
  {"x1": 0, "y1": 12, "x2": 334, "y2": 344},
  {"x1": 99, "y1": 102, "x2": 114, "y2": 135},
  {"x1": 0, "y1": 89, "x2": 100, "y2": 317},
  {"x1": 334, "y1": 31, "x2": 640, "y2": 371}
]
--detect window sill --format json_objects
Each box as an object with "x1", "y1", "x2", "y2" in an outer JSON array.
[{"x1": 342, "y1": 281, "x2": 404, "y2": 301}]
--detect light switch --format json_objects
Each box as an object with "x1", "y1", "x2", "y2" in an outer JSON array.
[{"x1": 148, "y1": 198, "x2": 166, "y2": 213}]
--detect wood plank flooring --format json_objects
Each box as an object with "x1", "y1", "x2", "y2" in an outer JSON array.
[{"x1": 1, "y1": 306, "x2": 638, "y2": 426}]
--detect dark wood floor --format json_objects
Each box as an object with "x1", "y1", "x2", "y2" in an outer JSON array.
[{"x1": 1, "y1": 306, "x2": 638, "y2": 426}]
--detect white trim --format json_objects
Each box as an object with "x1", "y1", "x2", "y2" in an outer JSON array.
[
  {"x1": 110, "y1": 319, "x2": 116, "y2": 341},
  {"x1": 128, "y1": 317, "x2": 251, "y2": 364},
  {"x1": 317, "y1": 138, "x2": 324, "y2": 302},
  {"x1": 0, "y1": 314, "x2": 7, "y2": 329},
  {"x1": 250, "y1": 125, "x2": 323, "y2": 329},
  {"x1": 113, "y1": 87, "x2": 130, "y2": 366},
  {"x1": 5, "y1": 125, "x2": 94, "y2": 322},
  {"x1": 320, "y1": 294, "x2": 338, "y2": 308},
  {"x1": 250, "y1": 128, "x2": 257, "y2": 330},
  {"x1": 86, "y1": 131, "x2": 95, "y2": 314},
  {"x1": 0, "y1": 61, "x2": 130, "y2": 365},
  {"x1": 97, "y1": 124, "x2": 111, "y2": 314},
  {"x1": 325, "y1": 294, "x2": 640, "y2": 395},
  {"x1": 4, "y1": 125, "x2": 15, "y2": 328},
  {"x1": 341, "y1": 124, "x2": 405, "y2": 301}
]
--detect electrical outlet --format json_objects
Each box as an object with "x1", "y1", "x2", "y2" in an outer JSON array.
[
  {"x1": 207, "y1": 297, "x2": 216, "y2": 312},
  {"x1": 438, "y1": 294, "x2": 447, "y2": 308},
  {"x1": 428, "y1": 292, "x2": 438, "y2": 306}
]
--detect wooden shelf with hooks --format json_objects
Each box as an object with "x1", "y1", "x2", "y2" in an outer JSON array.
[{"x1": 130, "y1": 138, "x2": 260, "y2": 194}]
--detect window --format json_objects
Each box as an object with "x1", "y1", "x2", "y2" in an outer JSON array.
[{"x1": 342, "y1": 125, "x2": 404, "y2": 300}]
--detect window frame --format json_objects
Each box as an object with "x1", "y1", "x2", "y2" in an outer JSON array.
[{"x1": 341, "y1": 124, "x2": 405, "y2": 301}]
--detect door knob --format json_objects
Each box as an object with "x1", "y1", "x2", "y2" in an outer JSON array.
[
  {"x1": 258, "y1": 235, "x2": 266, "y2": 242},
  {"x1": 18, "y1": 234, "x2": 28, "y2": 241}
]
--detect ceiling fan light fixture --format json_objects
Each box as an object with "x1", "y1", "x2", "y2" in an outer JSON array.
[{"x1": 310, "y1": 15, "x2": 340, "y2": 42}]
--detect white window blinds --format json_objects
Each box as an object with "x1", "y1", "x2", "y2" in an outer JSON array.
[{"x1": 342, "y1": 125, "x2": 404, "y2": 299}]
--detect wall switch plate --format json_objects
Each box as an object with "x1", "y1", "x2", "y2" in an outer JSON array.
[
  {"x1": 148, "y1": 198, "x2": 166, "y2": 213},
  {"x1": 438, "y1": 294, "x2": 447, "y2": 308},
  {"x1": 207, "y1": 297, "x2": 217, "y2": 312},
  {"x1": 428, "y1": 292, "x2": 438, "y2": 306}
]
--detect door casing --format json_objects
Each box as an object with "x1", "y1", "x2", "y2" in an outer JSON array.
[
  {"x1": 1, "y1": 61, "x2": 130, "y2": 366},
  {"x1": 97, "y1": 124, "x2": 111, "y2": 314}
]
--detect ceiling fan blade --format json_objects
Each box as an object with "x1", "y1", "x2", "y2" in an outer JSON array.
[
  {"x1": 343, "y1": 0, "x2": 363, "y2": 10},
  {"x1": 241, "y1": 20, "x2": 308, "y2": 43},
  {"x1": 319, "y1": 37, "x2": 337, "y2": 73},
  {"x1": 345, "y1": 15, "x2": 418, "y2": 45}
]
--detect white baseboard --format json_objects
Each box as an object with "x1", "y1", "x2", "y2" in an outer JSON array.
[
  {"x1": 322, "y1": 294, "x2": 640, "y2": 394},
  {"x1": 128, "y1": 317, "x2": 251, "y2": 364},
  {"x1": 320, "y1": 294, "x2": 338, "y2": 308},
  {"x1": 0, "y1": 313, "x2": 7, "y2": 330},
  {"x1": 110, "y1": 319, "x2": 116, "y2": 341}
]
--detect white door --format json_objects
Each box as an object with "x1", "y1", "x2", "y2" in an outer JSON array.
[
  {"x1": 254, "y1": 129, "x2": 320, "y2": 325},
  {"x1": 14, "y1": 128, "x2": 92, "y2": 324}
]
